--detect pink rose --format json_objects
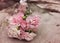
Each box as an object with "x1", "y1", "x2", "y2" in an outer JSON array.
[
  {"x1": 26, "y1": 15, "x2": 40, "y2": 32},
  {"x1": 9, "y1": 12, "x2": 24, "y2": 25},
  {"x1": 20, "y1": 20, "x2": 27, "y2": 30}
]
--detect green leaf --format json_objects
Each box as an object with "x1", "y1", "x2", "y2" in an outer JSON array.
[
  {"x1": 25, "y1": 30, "x2": 32, "y2": 33},
  {"x1": 25, "y1": 9, "x2": 30, "y2": 15},
  {"x1": 23, "y1": 16, "x2": 27, "y2": 20}
]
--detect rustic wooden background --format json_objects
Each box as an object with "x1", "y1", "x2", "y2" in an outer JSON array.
[{"x1": 0, "y1": 1, "x2": 60, "y2": 43}]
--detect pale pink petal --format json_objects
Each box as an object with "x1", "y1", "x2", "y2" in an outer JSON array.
[{"x1": 26, "y1": 15, "x2": 40, "y2": 31}]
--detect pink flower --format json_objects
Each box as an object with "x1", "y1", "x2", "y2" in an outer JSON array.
[
  {"x1": 18, "y1": 29, "x2": 29, "y2": 40},
  {"x1": 18, "y1": 4, "x2": 27, "y2": 13},
  {"x1": 9, "y1": 11, "x2": 27, "y2": 30},
  {"x1": 20, "y1": 20, "x2": 27, "y2": 30},
  {"x1": 8, "y1": 1, "x2": 40, "y2": 41},
  {"x1": 25, "y1": 32, "x2": 36, "y2": 41},
  {"x1": 9, "y1": 12, "x2": 24, "y2": 25},
  {"x1": 19, "y1": 30, "x2": 28, "y2": 39},
  {"x1": 14, "y1": 12, "x2": 24, "y2": 22},
  {"x1": 19, "y1": 29, "x2": 25, "y2": 39},
  {"x1": 26, "y1": 15, "x2": 40, "y2": 32},
  {"x1": 19, "y1": 29, "x2": 36, "y2": 41}
]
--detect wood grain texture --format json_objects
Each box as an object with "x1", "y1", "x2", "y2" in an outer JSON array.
[{"x1": 0, "y1": 3, "x2": 60, "y2": 43}]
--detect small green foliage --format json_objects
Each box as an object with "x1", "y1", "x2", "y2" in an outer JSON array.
[
  {"x1": 23, "y1": 9, "x2": 31, "y2": 20},
  {"x1": 25, "y1": 30, "x2": 32, "y2": 33},
  {"x1": 25, "y1": 9, "x2": 30, "y2": 15},
  {"x1": 23, "y1": 16, "x2": 27, "y2": 20}
]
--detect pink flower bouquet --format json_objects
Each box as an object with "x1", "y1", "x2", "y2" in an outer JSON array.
[{"x1": 8, "y1": 0, "x2": 40, "y2": 41}]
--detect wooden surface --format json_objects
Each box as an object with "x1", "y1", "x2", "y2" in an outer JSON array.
[{"x1": 0, "y1": 4, "x2": 60, "y2": 43}]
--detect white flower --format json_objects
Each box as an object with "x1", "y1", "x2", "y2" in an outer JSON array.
[
  {"x1": 8, "y1": 26, "x2": 20, "y2": 38},
  {"x1": 25, "y1": 32, "x2": 37, "y2": 41},
  {"x1": 20, "y1": 0, "x2": 27, "y2": 3},
  {"x1": 20, "y1": 0, "x2": 27, "y2": 7}
]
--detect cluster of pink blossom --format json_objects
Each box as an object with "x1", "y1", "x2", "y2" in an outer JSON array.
[{"x1": 8, "y1": 0, "x2": 40, "y2": 41}]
